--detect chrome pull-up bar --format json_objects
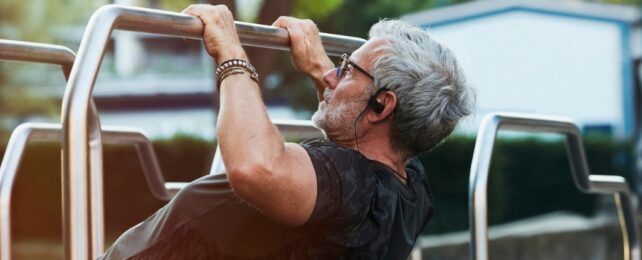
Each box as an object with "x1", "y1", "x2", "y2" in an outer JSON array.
[
  {"x1": 62, "y1": 4, "x2": 365, "y2": 259},
  {"x1": 469, "y1": 112, "x2": 640, "y2": 260}
]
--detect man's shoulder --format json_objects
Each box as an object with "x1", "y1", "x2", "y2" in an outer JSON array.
[
  {"x1": 299, "y1": 139, "x2": 369, "y2": 167},
  {"x1": 407, "y1": 158, "x2": 428, "y2": 180},
  {"x1": 407, "y1": 158, "x2": 432, "y2": 191},
  {"x1": 300, "y1": 138, "x2": 352, "y2": 152}
]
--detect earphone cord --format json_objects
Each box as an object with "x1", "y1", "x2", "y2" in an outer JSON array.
[
  {"x1": 353, "y1": 103, "x2": 408, "y2": 184},
  {"x1": 353, "y1": 105, "x2": 369, "y2": 153},
  {"x1": 378, "y1": 162, "x2": 408, "y2": 183}
]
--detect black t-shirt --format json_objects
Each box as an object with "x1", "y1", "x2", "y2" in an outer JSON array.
[
  {"x1": 298, "y1": 139, "x2": 433, "y2": 259},
  {"x1": 100, "y1": 139, "x2": 433, "y2": 259}
]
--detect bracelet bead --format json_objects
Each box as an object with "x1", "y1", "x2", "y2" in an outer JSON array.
[{"x1": 215, "y1": 59, "x2": 260, "y2": 92}]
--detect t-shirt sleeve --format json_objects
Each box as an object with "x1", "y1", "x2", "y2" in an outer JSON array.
[
  {"x1": 300, "y1": 141, "x2": 372, "y2": 230},
  {"x1": 301, "y1": 143, "x2": 343, "y2": 227}
]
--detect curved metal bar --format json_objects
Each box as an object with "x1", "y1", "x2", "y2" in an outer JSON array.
[
  {"x1": 0, "y1": 123, "x2": 57, "y2": 260},
  {"x1": 0, "y1": 123, "x2": 173, "y2": 260},
  {"x1": 0, "y1": 38, "x2": 124, "y2": 257},
  {"x1": 99, "y1": 126, "x2": 174, "y2": 201},
  {"x1": 469, "y1": 112, "x2": 640, "y2": 260},
  {"x1": 81, "y1": 5, "x2": 365, "y2": 55},
  {"x1": 0, "y1": 39, "x2": 107, "y2": 258},
  {"x1": 0, "y1": 38, "x2": 171, "y2": 258},
  {"x1": 62, "y1": 5, "x2": 365, "y2": 259},
  {"x1": 0, "y1": 39, "x2": 76, "y2": 79}
]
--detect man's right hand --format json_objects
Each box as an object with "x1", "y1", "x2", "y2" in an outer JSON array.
[{"x1": 273, "y1": 17, "x2": 334, "y2": 96}]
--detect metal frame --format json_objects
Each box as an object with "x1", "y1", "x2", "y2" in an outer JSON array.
[
  {"x1": 0, "y1": 38, "x2": 327, "y2": 259},
  {"x1": 0, "y1": 40, "x2": 76, "y2": 78},
  {"x1": 0, "y1": 123, "x2": 174, "y2": 260},
  {"x1": 469, "y1": 112, "x2": 641, "y2": 260},
  {"x1": 0, "y1": 39, "x2": 172, "y2": 260},
  {"x1": 0, "y1": 39, "x2": 99, "y2": 260},
  {"x1": 62, "y1": 4, "x2": 365, "y2": 259}
]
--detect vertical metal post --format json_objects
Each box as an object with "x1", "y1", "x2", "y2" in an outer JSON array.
[
  {"x1": 0, "y1": 39, "x2": 107, "y2": 258},
  {"x1": 0, "y1": 40, "x2": 78, "y2": 260},
  {"x1": 469, "y1": 112, "x2": 640, "y2": 260},
  {"x1": 0, "y1": 122, "x2": 180, "y2": 260}
]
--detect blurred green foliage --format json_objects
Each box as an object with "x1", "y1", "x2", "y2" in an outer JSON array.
[
  {"x1": 292, "y1": 0, "x2": 342, "y2": 20},
  {"x1": 3, "y1": 134, "x2": 632, "y2": 242},
  {"x1": 0, "y1": 0, "x2": 106, "y2": 135},
  {"x1": 0, "y1": 0, "x2": 99, "y2": 41},
  {"x1": 159, "y1": 0, "x2": 194, "y2": 12}
]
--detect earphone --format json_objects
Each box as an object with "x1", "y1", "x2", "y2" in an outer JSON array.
[
  {"x1": 354, "y1": 87, "x2": 390, "y2": 152},
  {"x1": 367, "y1": 88, "x2": 389, "y2": 114}
]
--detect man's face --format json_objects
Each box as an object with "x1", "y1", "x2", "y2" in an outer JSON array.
[{"x1": 312, "y1": 39, "x2": 381, "y2": 141}]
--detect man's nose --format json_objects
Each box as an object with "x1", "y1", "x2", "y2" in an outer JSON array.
[{"x1": 322, "y1": 68, "x2": 339, "y2": 90}]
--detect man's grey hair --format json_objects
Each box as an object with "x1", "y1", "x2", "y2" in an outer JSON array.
[{"x1": 368, "y1": 19, "x2": 474, "y2": 157}]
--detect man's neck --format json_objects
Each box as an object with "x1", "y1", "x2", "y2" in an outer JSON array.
[
  {"x1": 326, "y1": 119, "x2": 408, "y2": 178},
  {"x1": 355, "y1": 139, "x2": 408, "y2": 176},
  {"x1": 332, "y1": 133, "x2": 408, "y2": 179}
]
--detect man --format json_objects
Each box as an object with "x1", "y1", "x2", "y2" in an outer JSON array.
[{"x1": 101, "y1": 4, "x2": 473, "y2": 259}]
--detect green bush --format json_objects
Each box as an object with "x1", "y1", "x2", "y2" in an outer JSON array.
[{"x1": 0, "y1": 134, "x2": 633, "y2": 242}]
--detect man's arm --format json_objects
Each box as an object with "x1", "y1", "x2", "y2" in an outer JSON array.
[{"x1": 182, "y1": 5, "x2": 319, "y2": 226}]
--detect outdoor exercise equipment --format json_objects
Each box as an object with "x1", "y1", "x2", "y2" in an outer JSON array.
[
  {"x1": 0, "y1": 39, "x2": 173, "y2": 260},
  {"x1": 14, "y1": 4, "x2": 630, "y2": 260},
  {"x1": 469, "y1": 112, "x2": 640, "y2": 260},
  {"x1": 61, "y1": 4, "x2": 365, "y2": 259}
]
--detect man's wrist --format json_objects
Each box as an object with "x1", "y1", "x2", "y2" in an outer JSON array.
[
  {"x1": 307, "y1": 58, "x2": 334, "y2": 82},
  {"x1": 216, "y1": 46, "x2": 248, "y2": 62}
]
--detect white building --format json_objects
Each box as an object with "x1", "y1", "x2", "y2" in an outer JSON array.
[{"x1": 402, "y1": 0, "x2": 642, "y2": 137}]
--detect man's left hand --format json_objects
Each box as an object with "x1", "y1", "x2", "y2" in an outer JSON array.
[{"x1": 182, "y1": 4, "x2": 247, "y2": 62}]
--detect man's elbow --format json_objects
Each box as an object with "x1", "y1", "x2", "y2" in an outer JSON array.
[{"x1": 226, "y1": 162, "x2": 270, "y2": 196}]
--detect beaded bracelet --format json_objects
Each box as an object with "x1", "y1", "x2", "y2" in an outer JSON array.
[
  {"x1": 216, "y1": 68, "x2": 247, "y2": 88},
  {"x1": 215, "y1": 59, "x2": 260, "y2": 91}
]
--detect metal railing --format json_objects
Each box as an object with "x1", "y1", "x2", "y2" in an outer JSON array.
[
  {"x1": 469, "y1": 112, "x2": 640, "y2": 260},
  {"x1": 0, "y1": 40, "x2": 76, "y2": 79},
  {"x1": 0, "y1": 39, "x2": 171, "y2": 260},
  {"x1": 0, "y1": 39, "x2": 94, "y2": 260},
  {"x1": 0, "y1": 123, "x2": 174, "y2": 260},
  {"x1": 61, "y1": 4, "x2": 365, "y2": 259}
]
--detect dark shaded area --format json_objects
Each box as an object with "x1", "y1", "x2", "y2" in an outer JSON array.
[
  {"x1": 1, "y1": 134, "x2": 632, "y2": 245},
  {"x1": 6, "y1": 136, "x2": 215, "y2": 243},
  {"x1": 418, "y1": 135, "x2": 630, "y2": 234}
]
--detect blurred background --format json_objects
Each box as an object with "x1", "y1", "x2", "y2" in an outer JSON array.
[{"x1": 1, "y1": 0, "x2": 642, "y2": 259}]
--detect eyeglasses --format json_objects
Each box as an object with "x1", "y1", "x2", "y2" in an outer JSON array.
[{"x1": 336, "y1": 53, "x2": 374, "y2": 80}]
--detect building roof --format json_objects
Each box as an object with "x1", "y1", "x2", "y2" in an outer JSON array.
[{"x1": 402, "y1": 0, "x2": 641, "y2": 27}]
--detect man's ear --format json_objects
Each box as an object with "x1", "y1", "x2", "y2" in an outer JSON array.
[{"x1": 368, "y1": 91, "x2": 397, "y2": 123}]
